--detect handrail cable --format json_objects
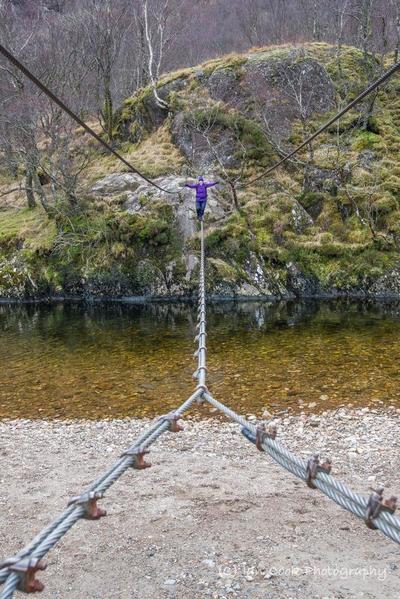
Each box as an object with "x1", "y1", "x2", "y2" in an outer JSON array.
[
  {"x1": 0, "y1": 43, "x2": 174, "y2": 195},
  {"x1": 202, "y1": 391, "x2": 400, "y2": 546},
  {"x1": 242, "y1": 59, "x2": 400, "y2": 188},
  {"x1": 0, "y1": 389, "x2": 202, "y2": 597},
  {"x1": 2, "y1": 43, "x2": 398, "y2": 196}
]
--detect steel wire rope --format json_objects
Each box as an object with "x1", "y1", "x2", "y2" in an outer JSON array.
[
  {"x1": 0, "y1": 389, "x2": 201, "y2": 597},
  {"x1": 0, "y1": 222, "x2": 209, "y2": 597},
  {"x1": 0, "y1": 43, "x2": 175, "y2": 195},
  {"x1": 202, "y1": 392, "x2": 400, "y2": 545},
  {"x1": 241, "y1": 60, "x2": 400, "y2": 188}
]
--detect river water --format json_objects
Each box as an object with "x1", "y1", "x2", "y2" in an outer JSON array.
[{"x1": 1, "y1": 299, "x2": 400, "y2": 419}]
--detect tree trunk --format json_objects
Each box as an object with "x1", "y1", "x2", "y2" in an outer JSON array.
[
  {"x1": 103, "y1": 81, "x2": 114, "y2": 143},
  {"x1": 228, "y1": 181, "x2": 240, "y2": 212},
  {"x1": 143, "y1": 0, "x2": 169, "y2": 111},
  {"x1": 359, "y1": 0, "x2": 373, "y2": 66},
  {"x1": 33, "y1": 172, "x2": 52, "y2": 217},
  {"x1": 362, "y1": 90, "x2": 378, "y2": 130},
  {"x1": 395, "y1": 2, "x2": 400, "y2": 63},
  {"x1": 312, "y1": 1, "x2": 321, "y2": 41},
  {"x1": 25, "y1": 172, "x2": 36, "y2": 208}
]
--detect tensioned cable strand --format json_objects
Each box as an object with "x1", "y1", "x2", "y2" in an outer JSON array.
[
  {"x1": 0, "y1": 43, "x2": 174, "y2": 195},
  {"x1": 242, "y1": 59, "x2": 400, "y2": 188},
  {"x1": 0, "y1": 221, "x2": 208, "y2": 598},
  {"x1": 0, "y1": 389, "x2": 201, "y2": 598},
  {"x1": 202, "y1": 391, "x2": 400, "y2": 546},
  {"x1": 1, "y1": 219, "x2": 400, "y2": 597},
  {"x1": 192, "y1": 219, "x2": 208, "y2": 393}
]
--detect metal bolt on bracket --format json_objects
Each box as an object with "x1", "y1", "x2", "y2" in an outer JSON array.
[
  {"x1": 305, "y1": 454, "x2": 332, "y2": 489},
  {"x1": 193, "y1": 346, "x2": 207, "y2": 358},
  {"x1": 193, "y1": 366, "x2": 207, "y2": 380},
  {"x1": 255, "y1": 423, "x2": 277, "y2": 451},
  {"x1": 68, "y1": 491, "x2": 107, "y2": 520},
  {"x1": 122, "y1": 447, "x2": 152, "y2": 470},
  {"x1": 9, "y1": 557, "x2": 47, "y2": 593},
  {"x1": 240, "y1": 423, "x2": 277, "y2": 450},
  {"x1": 365, "y1": 487, "x2": 397, "y2": 529},
  {"x1": 159, "y1": 411, "x2": 184, "y2": 433},
  {"x1": 195, "y1": 332, "x2": 207, "y2": 342}
]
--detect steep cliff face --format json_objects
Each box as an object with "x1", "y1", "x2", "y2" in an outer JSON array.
[{"x1": 1, "y1": 43, "x2": 400, "y2": 300}]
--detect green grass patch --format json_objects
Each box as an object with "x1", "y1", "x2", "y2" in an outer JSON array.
[{"x1": 0, "y1": 207, "x2": 56, "y2": 251}]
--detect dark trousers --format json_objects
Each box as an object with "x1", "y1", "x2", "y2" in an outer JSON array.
[{"x1": 196, "y1": 200, "x2": 206, "y2": 219}]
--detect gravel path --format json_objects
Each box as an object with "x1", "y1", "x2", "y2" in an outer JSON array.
[{"x1": 1, "y1": 408, "x2": 399, "y2": 598}]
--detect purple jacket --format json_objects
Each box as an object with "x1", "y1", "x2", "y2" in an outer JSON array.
[{"x1": 185, "y1": 181, "x2": 218, "y2": 201}]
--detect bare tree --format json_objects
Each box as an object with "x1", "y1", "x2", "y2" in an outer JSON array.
[
  {"x1": 270, "y1": 56, "x2": 325, "y2": 163},
  {"x1": 236, "y1": 0, "x2": 268, "y2": 47},
  {"x1": 333, "y1": 0, "x2": 351, "y2": 84},
  {"x1": 140, "y1": 0, "x2": 183, "y2": 110},
  {"x1": 344, "y1": 182, "x2": 394, "y2": 246},
  {"x1": 390, "y1": 0, "x2": 400, "y2": 63},
  {"x1": 300, "y1": 0, "x2": 325, "y2": 41},
  {"x1": 0, "y1": 0, "x2": 94, "y2": 212},
  {"x1": 74, "y1": 0, "x2": 132, "y2": 142},
  {"x1": 0, "y1": 0, "x2": 40, "y2": 208}
]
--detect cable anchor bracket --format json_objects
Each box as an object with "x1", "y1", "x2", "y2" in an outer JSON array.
[
  {"x1": 68, "y1": 491, "x2": 107, "y2": 520},
  {"x1": 241, "y1": 422, "x2": 277, "y2": 450},
  {"x1": 158, "y1": 411, "x2": 184, "y2": 433},
  {"x1": 365, "y1": 487, "x2": 397, "y2": 529},
  {"x1": 122, "y1": 447, "x2": 152, "y2": 470},
  {"x1": 305, "y1": 454, "x2": 332, "y2": 489},
  {"x1": 8, "y1": 557, "x2": 47, "y2": 593}
]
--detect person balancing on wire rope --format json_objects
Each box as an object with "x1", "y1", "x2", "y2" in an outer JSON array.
[{"x1": 184, "y1": 176, "x2": 219, "y2": 221}]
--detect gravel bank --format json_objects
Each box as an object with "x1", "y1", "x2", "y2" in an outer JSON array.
[{"x1": 1, "y1": 408, "x2": 399, "y2": 598}]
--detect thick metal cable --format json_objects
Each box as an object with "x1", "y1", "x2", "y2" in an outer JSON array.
[
  {"x1": 242, "y1": 59, "x2": 400, "y2": 188},
  {"x1": 203, "y1": 392, "x2": 400, "y2": 546},
  {"x1": 0, "y1": 223, "x2": 208, "y2": 597},
  {"x1": 0, "y1": 389, "x2": 201, "y2": 597},
  {"x1": 192, "y1": 220, "x2": 208, "y2": 393},
  {"x1": 2, "y1": 219, "x2": 400, "y2": 596},
  {"x1": 0, "y1": 43, "x2": 174, "y2": 195}
]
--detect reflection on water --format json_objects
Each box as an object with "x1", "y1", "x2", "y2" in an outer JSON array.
[{"x1": 1, "y1": 299, "x2": 400, "y2": 419}]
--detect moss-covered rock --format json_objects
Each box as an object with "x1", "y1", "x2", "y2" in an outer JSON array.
[{"x1": 2, "y1": 42, "x2": 400, "y2": 300}]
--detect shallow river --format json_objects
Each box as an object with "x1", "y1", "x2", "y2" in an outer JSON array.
[{"x1": 1, "y1": 299, "x2": 400, "y2": 419}]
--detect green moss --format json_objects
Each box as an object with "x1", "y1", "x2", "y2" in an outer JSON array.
[
  {"x1": 352, "y1": 131, "x2": 382, "y2": 151},
  {"x1": 208, "y1": 257, "x2": 238, "y2": 282},
  {"x1": 290, "y1": 245, "x2": 399, "y2": 289}
]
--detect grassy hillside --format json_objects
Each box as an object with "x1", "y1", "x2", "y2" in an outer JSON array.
[{"x1": 1, "y1": 42, "x2": 400, "y2": 299}]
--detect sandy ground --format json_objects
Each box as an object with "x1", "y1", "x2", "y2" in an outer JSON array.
[{"x1": 1, "y1": 409, "x2": 400, "y2": 599}]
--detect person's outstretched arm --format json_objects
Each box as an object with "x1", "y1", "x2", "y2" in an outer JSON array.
[
  {"x1": 185, "y1": 183, "x2": 198, "y2": 189},
  {"x1": 205, "y1": 182, "x2": 219, "y2": 188}
]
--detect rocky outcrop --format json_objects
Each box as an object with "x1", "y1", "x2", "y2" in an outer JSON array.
[
  {"x1": 290, "y1": 199, "x2": 314, "y2": 233},
  {"x1": 286, "y1": 262, "x2": 326, "y2": 298},
  {"x1": 91, "y1": 173, "x2": 225, "y2": 239},
  {"x1": 2, "y1": 43, "x2": 399, "y2": 303},
  {"x1": 206, "y1": 54, "x2": 336, "y2": 146},
  {"x1": 303, "y1": 164, "x2": 351, "y2": 195},
  {"x1": 0, "y1": 255, "x2": 34, "y2": 300},
  {"x1": 117, "y1": 52, "x2": 336, "y2": 153},
  {"x1": 369, "y1": 268, "x2": 400, "y2": 297},
  {"x1": 205, "y1": 67, "x2": 243, "y2": 107},
  {"x1": 117, "y1": 77, "x2": 189, "y2": 142},
  {"x1": 171, "y1": 112, "x2": 240, "y2": 170}
]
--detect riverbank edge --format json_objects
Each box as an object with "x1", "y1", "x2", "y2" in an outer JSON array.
[{"x1": 2, "y1": 290, "x2": 400, "y2": 305}]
